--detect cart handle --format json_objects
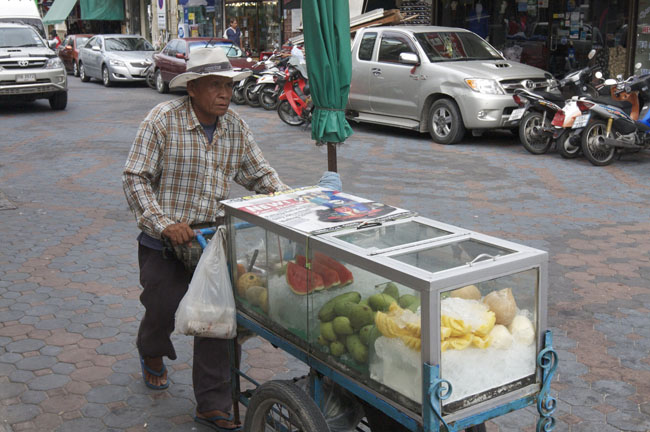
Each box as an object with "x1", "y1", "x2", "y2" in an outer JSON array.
[
  {"x1": 467, "y1": 253, "x2": 501, "y2": 266},
  {"x1": 194, "y1": 221, "x2": 256, "y2": 249}
]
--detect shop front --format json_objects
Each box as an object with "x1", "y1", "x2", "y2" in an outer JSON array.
[
  {"x1": 224, "y1": 0, "x2": 282, "y2": 55},
  {"x1": 180, "y1": 0, "x2": 223, "y2": 38}
]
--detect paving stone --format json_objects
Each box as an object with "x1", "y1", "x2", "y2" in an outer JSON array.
[
  {"x1": 20, "y1": 390, "x2": 47, "y2": 404},
  {"x1": 606, "y1": 409, "x2": 650, "y2": 431},
  {"x1": 80, "y1": 403, "x2": 109, "y2": 418},
  {"x1": 3, "y1": 310, "x2": 25, "y2": 321},
  {"x1": 169, "y1": 368, "x2": 193, "y2": 386},
  {"x1": 592, "y1": 380, "x2": 636, "y2": 397},
  {"x1": 107, "y1": 372, "x2": 132, "y2": 386},
  {"x1": 85, "y1": 384, "x2": 130, "y2": 404},
  {"x1": 41, "y1": 394, "x2": 86, "y2": 414},
  {"x1": 1, "y1": 403, "x2": 40, "y2": 424},
  {"x1": 168, "y1": 384, "x2": 195, "y2": 400},
  {"x1": 27, "y1": 373, "x2": 70, "y2": 391},
  {"x1": 39, "y1": 345, "x2": 62, "y2": 356},
  {"x1": 0, "y1": 382, "x2": 26, "y2": 398},
  {"x1": 54, "y1": 417, "x2": 106, "y2": 432},
  {"x1": 16, "y1": 355, "x2": 57, "y2": 371},
  {"x1": 6, "y1": 339, "x2": 45, "y2": 353},
  {"x1": 82, "y1": 326, "x2": 119, "y2": 339},
  {"x1": 0, "y1": 361, "x2": 16, "y2": 376},
  {"x1": 70, "y1": 313, "x2": 104, "y2": 324},
  {"x1": 96, "y1": 341, "x2": 134, "y2": 356},
  {"x1": 18, "y1": 315, "x2": 40, "y2": 325},
  {"x1": 558, "y1": 387, "x2": 603, "y2": 407},
  {"x1": 149, "y1": 397, "x2": 195, "y2": 418},
  {"x1": 25, "y1": 305, "x2": 59, "y2": 316},
  {"x1": 9, "y1": 369, "x2": 35, "y2": 383},
  {"x1": 35, "y1": 318, "x2": 70, "y2": 330},
  {"x1": 51, "y1": 362, "x2": 76, "y2": 375}
]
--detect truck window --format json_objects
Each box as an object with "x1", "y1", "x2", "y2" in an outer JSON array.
[
  {"x1": 378, "y1": 34, "x2": 415, "y2": 64},
  {"x1": 358, "y1": 32, "x2": 376, "y2": 61}
]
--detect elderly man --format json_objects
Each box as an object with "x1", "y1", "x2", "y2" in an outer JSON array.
[{"x1": 123, "y1": 47, "x2": 342, "y2": 431}]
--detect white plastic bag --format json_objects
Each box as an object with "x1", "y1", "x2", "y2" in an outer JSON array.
[{"x1": 174, "y1": 226, "x2": 237, "y2": 339}]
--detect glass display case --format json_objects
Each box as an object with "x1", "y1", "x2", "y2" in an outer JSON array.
[{"x1": 223, "y1": 187, "x2": 548, "y2": 423}]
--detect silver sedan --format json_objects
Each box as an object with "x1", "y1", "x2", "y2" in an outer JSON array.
[{"x1": 78, "y1": 34, "x2": 154, "y2": 87}]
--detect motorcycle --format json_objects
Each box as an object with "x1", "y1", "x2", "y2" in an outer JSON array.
[
  {"x1": 511, "y1": 50, "x2": 600, "y2": 155},
  {"x1": 247, "y1": 55, "x2": 289, "y2": 110},
  {"x1": 577, "y1": 67, "x2": 649, "y2": 166},
  {"x1": 277, "y1": 60, "x2": 311, "y2": 126}
]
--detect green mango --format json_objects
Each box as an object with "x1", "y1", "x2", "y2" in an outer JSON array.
[
  {"x1": 368, "y1": 293, "x2": 396, "y2": 312},
  {"x1": 346, "y1": 334, "x2": 368, "y2": 363},
  {"x1": 383, "y1": 282, "x2": 399, "y2": 300},
  {"x1": 348, "y1": 304, "x2": 375, "y2": 330},
  {"x1": 317, "y1": 335, "x2": 329, "y2": 346},
  {"x1": 359, "y1": 324, "x2": 374, "y2": 346},
  {"x1": 399, "y1": 294, "x2": 419, "y2": 309},
  {"x1": 318, "y1": 292, "x2": 361, "y2": 322},
  {"x1": 367, "y1": 325, "x2": 382, "y2": 350},
  {"x1": 359, "y1": 298, "x2": 369, "y2": 307},
  {"x1": 320, "y1": 321, "x2": 337, "y2": 342},
  {"x1": 330, "y1": 341, "x2": 346, "y2": 357},
  {"x1": 334, "y1": 301, "x2": 357, "y2": 317},
  {"x1": 406, "y1": 298, "x2": 421, "y2": 312},
  {"x1": 332, "y1": 316, "x2": 354, "y2": 335}
]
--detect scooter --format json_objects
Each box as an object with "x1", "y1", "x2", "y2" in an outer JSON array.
[
  {"x1": 577, "y1": 68, "x2": 650, "y2": 166},
  {"x1": 277, "y1": 60, "x2": 311, "y2": 126}
]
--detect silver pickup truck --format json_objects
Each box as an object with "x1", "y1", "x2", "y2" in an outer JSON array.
[{"x1": 346, "y1": 26, "x2": 551, "y2": 144}]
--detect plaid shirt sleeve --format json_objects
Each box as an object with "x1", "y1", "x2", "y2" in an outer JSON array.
[
  {"x1": 122, "y1": 118, "x2": 175, "y2": 238},
  {"x1": 234, "y1": 119, "x2": 288, "y2": 193}
]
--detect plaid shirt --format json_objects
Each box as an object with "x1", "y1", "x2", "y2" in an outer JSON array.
[{"x1": 123, "y1": 96, "x2": 287, "y2": 239}]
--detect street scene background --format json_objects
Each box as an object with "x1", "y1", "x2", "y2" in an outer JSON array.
[{"x1": 1, "y1": 78, "x2": 650, "y2": 431}]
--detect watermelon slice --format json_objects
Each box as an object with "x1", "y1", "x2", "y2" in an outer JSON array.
[
  {"x1": 286, "y1": 261, "x2": 325, "y2": 295},
  {"x1": 314, "y1": 252, "x2": 354, "y2": 286},
  {"x1": 295, "y1": 255, "x2": 341, "y2": 289}
]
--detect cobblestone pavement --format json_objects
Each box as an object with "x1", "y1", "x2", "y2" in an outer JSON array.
[{"x1": 1, "y1": 78, "x2": 649, "y2": 431}]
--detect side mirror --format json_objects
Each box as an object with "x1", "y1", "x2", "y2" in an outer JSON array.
[
  {"x1": 48, "y1": 40, "x2": 57, "y2": 49},
  {"x1": 399, "y1": 52, "x2": 419, "y2": 65},
  {"x1": 92, "y1": 45, "x2": 101, "y2": 51}
]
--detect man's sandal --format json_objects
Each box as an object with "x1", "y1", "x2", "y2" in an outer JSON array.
[
  {"x1": 139, "y1": 356, "x2": 169, "y2": 390},
  {"x1": 194, "y1": 412, "x2": 242, "y2": 431}
]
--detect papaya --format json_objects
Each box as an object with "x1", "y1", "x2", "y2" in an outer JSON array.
[
  {"x1": 314, "y1": 252, "x2": 354, "y2": 286},
  {"x1": 295, "y1": 255, "x2": 341, "y2": 289},
  {"x1": 286, "y1": 261, "x2": 324, "y2": 295},
  {"x1": 318, "y1": 291, "x2": 361, "y2": 322}
]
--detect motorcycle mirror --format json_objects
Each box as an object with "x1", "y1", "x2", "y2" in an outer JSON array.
[
  {"x1": 595, "y1": 71, "x2": 603, "y2": 79},
  {"x1": 588, "y1": 49, "x2": 596, "y2": 60},
  {"x1": 604, "y1": 78, "x2": 618, "y2": 85}
]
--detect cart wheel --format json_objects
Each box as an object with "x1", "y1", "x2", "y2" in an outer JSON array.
[
  {"x1": 244, "y1": 380, "x2": 329, "y2": 432},
  {"x1": 465, "y1": 423, "x2": 487, "y2": 432}
]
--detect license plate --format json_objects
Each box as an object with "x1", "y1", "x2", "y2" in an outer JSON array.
[
  {"x1": 16, "y1": 74, "x2": 36, "y2": 83},
  {"x1": 572, "y1": 114, "x2": 590, "y2": 129},
  {"x1": 509, "y1": 108, "x2": 526, "y2": 121}
]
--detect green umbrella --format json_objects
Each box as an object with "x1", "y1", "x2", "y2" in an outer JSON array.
[{"x1": 302, "y1": 0, "x2": 354, "y2": 172}]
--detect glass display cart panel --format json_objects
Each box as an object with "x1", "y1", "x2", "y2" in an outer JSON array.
[
  {"x1": 390, "y1": 238, "x2": 515, "y2": 273},
  {"x1": 332, "y1": 220, "x2": 453, "y2": 251}
]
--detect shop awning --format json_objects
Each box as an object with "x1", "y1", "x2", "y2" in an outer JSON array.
[
  {"x1": 80, "y1": 0, "x2": 124, "y2": 21},
  {"x1": 42, "y1": 0, "x2": 78, "y2": 25}
]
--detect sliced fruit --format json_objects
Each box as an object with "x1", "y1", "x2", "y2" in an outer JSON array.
[
  {"x1": 314, "y1": 252, "x2": 354, "y2": 286},
  {"x1": 295, "y1": 255, "x2": 341, "y2": 289},
  {"x1": 286, "y1": 261, "x2": 324, "y2": 295}
]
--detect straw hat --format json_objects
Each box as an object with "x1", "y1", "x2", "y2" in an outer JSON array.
[{"x1": 169, "y1": 46, "x2": 251, "y2": 89}]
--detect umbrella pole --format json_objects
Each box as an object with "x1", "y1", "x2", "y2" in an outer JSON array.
[{"x1": 327, "y1": 143, "x2": 337, "y2": 173}]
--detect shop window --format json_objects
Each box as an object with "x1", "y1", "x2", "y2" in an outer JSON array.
[
  {"x1": 358, "y1": 33, "x2": 377, "y2": 61},
  {"x1": 378, "y1": 33, "x2": 415, "y2": 63}
]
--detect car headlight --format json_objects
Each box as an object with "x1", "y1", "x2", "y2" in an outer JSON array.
[
  {"x1": 465, "y1": 78, "x2": 505, "y2": 95},
  {"x1": 45, "y1": 57, "x2": 64, "y2": 69},
  {"x1": 109, "y1": 59, "x2": 125, "y2": 66}
]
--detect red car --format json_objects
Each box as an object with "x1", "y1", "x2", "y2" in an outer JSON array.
[
  {"x1": 152, "y1": 37, "x2": 256, "y2": 93},
  {"x1": 57, "y1": 34, "x2": 93, "y2": 77}
]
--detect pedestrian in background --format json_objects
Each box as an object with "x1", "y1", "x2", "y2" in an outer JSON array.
[
  {"x1": 224, "y1": 18, "x2": 241, "y2": 49},
  {"x1": 50, "y1": 30, "x2": 61, "y2": 48}
]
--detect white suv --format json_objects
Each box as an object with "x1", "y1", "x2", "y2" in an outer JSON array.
[{"x1": 0, "y1": 23, "x2": 68, "y2": 110}]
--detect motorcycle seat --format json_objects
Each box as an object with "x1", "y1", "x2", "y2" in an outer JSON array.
[
  {"x1": 536, "y1": 91, "x2": 565, "y2": 104},
  {"x1": 635, "y1": 121, "x2": 650, "y2": 132},
  {"x1": 594, "y1": 97, "x2": 632, "y2": 113}
]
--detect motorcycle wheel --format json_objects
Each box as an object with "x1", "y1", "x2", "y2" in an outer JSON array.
[
  {"x1": 232, "y1": 85, "x2": 246, "y2": 105},
  {"x1": 244, "y1": 80, "x2": 261, "y2": 108},
  {"x1": 259, "y1": 85, "x2": 279, "y2": 111},
  {"x1": 277, "y1": 100, "x2": 304, "y2": 126},
  {"x1": 581, "y1": 120, "x2": 616, "y2": 166},
  {"x1": 557, "y1": 130, "x2": 581, "y2": 159},
  {"x1": 519, "y1": 111, "x2": 552, "y2": 154}
]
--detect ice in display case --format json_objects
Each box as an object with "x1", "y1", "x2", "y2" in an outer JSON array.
[{"x1": 223, "y1": 187, "x2": 548, "y2": 424}]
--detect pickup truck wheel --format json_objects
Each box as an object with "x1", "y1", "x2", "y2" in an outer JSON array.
[
  {"x1": 428, "y1": 99, "x2": 465, "y2": 144},
  {"x1": 79, "y1": 62, "x2": 90, "y2": 82},
  {"x1": 49, "y1": 91, "x2": 67, "y2": 110}
]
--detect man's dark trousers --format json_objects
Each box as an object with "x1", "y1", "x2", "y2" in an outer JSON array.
[{"x1": 136, "y1": 244, "x2": 233, "y2": 413}]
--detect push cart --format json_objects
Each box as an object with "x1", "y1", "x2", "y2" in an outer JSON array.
[{"x1": 217, "y1": 187, "x2": 558, "y2": 432}]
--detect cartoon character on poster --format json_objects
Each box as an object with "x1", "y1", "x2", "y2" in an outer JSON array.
[{"x1": 300, "y1": 191, "x2": 396, "y2": 223}]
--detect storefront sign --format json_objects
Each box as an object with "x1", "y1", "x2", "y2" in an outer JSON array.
[{"x1": 157, "y1": 0, "x2": 167, "y2": 30}]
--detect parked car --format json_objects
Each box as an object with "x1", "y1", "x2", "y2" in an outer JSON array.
[
  {"x1": 347, "y1": 26, "x2": 552, "y2": 144},
  {"x1": 0, "y1": 23, "x2": 67, "y2": 110},
  {"x1": 57, "y1": 33, "x2": 93, "y2": 77},
  {"x1": 152, "y1": 37, "x2": 256, "y2": 93},
  {"x1": 78, "y1": 34, "x2": 154, "y2": 87}
]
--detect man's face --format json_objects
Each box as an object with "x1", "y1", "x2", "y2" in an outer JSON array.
[
  {"x1": 187, "y1": 75, "x2": 233, "y2": 120},
  {"x1": 232, "y1": 20, "x2": 238, "y2": 29}
]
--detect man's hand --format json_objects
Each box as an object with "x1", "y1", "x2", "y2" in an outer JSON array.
[{"x1": 161, "y1": 223, "x2": 195, "y2": 246}]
